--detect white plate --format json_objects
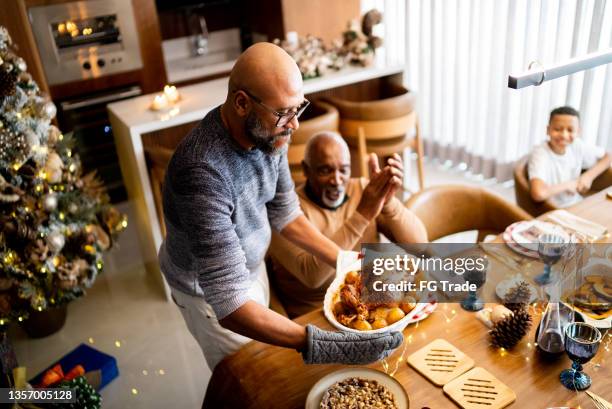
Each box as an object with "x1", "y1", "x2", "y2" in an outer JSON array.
[
  {"x1": 510, "y1": 220, "x2": 568, "y2": 252},
  {"x1": 323, "y1": 251, "x2": 436, "y2": 334},
  {"x1": 305, "y1": 367, "x2": 409, "y2": 409}
]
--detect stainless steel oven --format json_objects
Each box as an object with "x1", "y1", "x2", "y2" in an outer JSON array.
[
  {"x1": 29, "y1": 0, "x2": 142, "y2": 85},
  {"x1": 58, "y1": 86, "x2": 142, "y2": 203}
]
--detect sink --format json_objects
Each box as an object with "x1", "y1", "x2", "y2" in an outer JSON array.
[
  {"x1": 166, "y1": 48, "x2": 240, "y2": 83},
  {"x1": 173, "y1": 49, "x2": 240, "y2": 71}
]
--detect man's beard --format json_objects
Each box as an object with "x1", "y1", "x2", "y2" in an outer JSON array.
[
  {"x1": 321, "y1": 186, "x2": 346, "y2": 209},
  {"x1": 245, "y1": 112, "x2": 292, "y2": 155}
]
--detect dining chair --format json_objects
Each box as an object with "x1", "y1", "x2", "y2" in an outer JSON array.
[
  {"x1": 326, "y1": 83, "x2": 425, "y2": 191},
  {"x1": 405, "y1": 185, "x2": 532, "y2": 242},
  {"x1": 143, "y1": 145, "x2": 174, "y2": 238},
  {"x1": 514, "y1": 156, "x2": 612, "y2": 217}
]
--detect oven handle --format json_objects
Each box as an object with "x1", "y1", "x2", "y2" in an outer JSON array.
[{"x1": 60, "y1": 86, "x2": 142, "y2": 111}]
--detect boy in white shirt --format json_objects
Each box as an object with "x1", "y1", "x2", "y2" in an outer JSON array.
[{"x1": 528, "y1": 106, "x2": 610, "y2": 208}]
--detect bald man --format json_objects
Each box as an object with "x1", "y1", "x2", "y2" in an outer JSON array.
[
  {"x1": 158, "y1": 43, "x2": 403, "y2": 371},
  {"x1": 269, "y1": 132, "x2": 428, "y2": 317}
]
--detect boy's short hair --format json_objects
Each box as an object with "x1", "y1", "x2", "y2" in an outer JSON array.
[{"x1": 549, "y1": 106, "x2": 580, "y2": 123}]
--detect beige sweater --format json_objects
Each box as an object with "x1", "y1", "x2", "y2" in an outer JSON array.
[{"x1": 268, "y1": 178, "x2": 423, "y2": 318}]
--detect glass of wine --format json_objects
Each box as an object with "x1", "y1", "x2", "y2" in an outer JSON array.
[
  {"x1": 460, "y1": 260, "x2": 488, "y2": 312},
  {"x1": 535, "y1": 232, "x2": 567, "y2": 285},
  {"x1": 559, "y1": 322, "x2": 602, "y2": 391}
]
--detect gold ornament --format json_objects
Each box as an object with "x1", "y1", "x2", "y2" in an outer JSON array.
[{"x1": 44, "y1": 151, "x2": 64, "y2": 183}]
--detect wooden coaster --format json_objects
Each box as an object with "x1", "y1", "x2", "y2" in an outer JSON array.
[
  {"x1": 407, "y1": 338, "x2": 475, "y2": 386},
  {"x1": 443, "y1": 367, "x2": 516, "y2": 409}
]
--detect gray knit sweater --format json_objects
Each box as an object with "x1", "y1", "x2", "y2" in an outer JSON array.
[{"x1": 158, "y1": 106, "x2": 302, "y2": 319}]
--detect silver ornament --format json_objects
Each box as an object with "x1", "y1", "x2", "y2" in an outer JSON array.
[
  {"x1": 43, "y1": 193, "x2": 58, "y2": 212},
  {"x1": 40, "y1": 101, "x2": 57, "y2": 119},
  {"x1": 14, "y1": 57, "x2": 26, "y2": 72},
  {"x1": 68, "y1": 203, "x2": 78, "y2": 214},
  {"x1": 46, "y1": 231, "x2": 65, "y2": 253}
]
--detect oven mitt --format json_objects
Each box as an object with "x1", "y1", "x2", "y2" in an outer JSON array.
[{"x1": 302, "y1": 324, "x2": 403, "y2": 365}]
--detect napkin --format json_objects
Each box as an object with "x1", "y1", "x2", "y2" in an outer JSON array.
[{"x1": 546, "y1": 209, "x2": 608, "y2": 241}]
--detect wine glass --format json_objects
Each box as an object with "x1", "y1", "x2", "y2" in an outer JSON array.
[
  {"x1": 460, "y1": 261, "x2": 488, "y2": 312},
  {"x1": 535, "y1": 232, "x2": 567, "y2": 285},
  {"x1": 559, "y1": 322, "x2": 602, "y2": 391}
]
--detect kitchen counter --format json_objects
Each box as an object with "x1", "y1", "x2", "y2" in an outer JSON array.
[{"x1": 108, "y1": 60, "x2": 404, "y2": 299}]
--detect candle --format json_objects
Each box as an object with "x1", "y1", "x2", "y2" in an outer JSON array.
[
  {"x1": 163, "y1": 85, "x2": 180, "y2": 104},
  {"x1": 151, "y1": 93, "x2": 168, "y2": 111}
]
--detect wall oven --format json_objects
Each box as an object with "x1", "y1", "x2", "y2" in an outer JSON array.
[{"x1": 29, "y1": 0, "x2": 142, "y2": 85}]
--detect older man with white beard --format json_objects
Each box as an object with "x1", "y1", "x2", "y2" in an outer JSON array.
[{"x1": 268, "y1": 131, "x2": 428, "y2": 318}]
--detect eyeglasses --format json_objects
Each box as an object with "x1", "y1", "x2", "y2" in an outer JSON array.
[{"x1": 240, "y1": 89, "x2": 310, "y2": 127}]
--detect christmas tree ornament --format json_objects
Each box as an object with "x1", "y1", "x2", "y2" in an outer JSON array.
[
  {"x1": 26, "y1": 239, "x2": 49, "y2": 264},
  {"x1": 503, "y1": 281, "x2": 532, "y2": 312},
  {"x1": 44, "y1": 151, "x2": 63, "y2": 183},
  {"x1": 47, "y1": 125, "x2": 61, "y2": 145},
  {"x1": 0, "y1": 173, "x2": 22, "y2": 202},
  {"x1": 13, "y1": 57, "x2": 26, "y2": 72},
  {"x1": 0, "y1": 127, "x2": 28, "y2": 165},
  {"x1": 490, "y1": 308, "x2": 532, "y2": 349},
  {"x1": 42, "y1": 193, "x2": 58, "y2": 211},
  {"x1": 68, "y1": 202, "x2": 78, "y2": 214},
  {"x1": 46, "y1": 231, "x2": 65, "y2": 253},
  {"x1": 37, "y1": 100, "x2": 57, "y2": 120},
  {"x1": 85, "y1": 224, "x2": 111, "y2": 250},
  {"x1": 0, "y1": 65, "x2": 16, "y2": 98}
]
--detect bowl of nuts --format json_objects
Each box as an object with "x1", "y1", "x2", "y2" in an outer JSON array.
[{"x1": 305, "y1": 367, "x2": 409, "y2": 409}]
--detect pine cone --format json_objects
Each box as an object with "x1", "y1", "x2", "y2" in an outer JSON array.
[
  {"x1": 0, "y1": 65, "x2": 17, "y2": 98},
  {"x1": 503, "y1": 281, "x2": 532, "y2": 312},
  {"x1": 490, "y1": 308, "x2": 532, "y2": 349}
]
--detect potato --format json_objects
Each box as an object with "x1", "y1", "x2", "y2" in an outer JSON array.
[
  {"x1": 345, "y1": 270, "x2": 360, "y2": 285},
  {"x1": 370, "y1": 307, "x2": 390, "y2": 321},
  {"x1": 386, "y1": 307, "x2": 406, "y2": 324},
  {"x1": 399, "y1": 298, "x2": 416, "y2": 314},
  {"x1": 371, "y1": 318, "x2": 388, "y2": 329},
  {"x1": 352, "y1": 319, "x2": 373, "y2": 331}
]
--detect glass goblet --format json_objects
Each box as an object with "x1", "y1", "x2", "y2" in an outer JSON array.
[
  {"x1": 460, "y1": 262, "x2": 488, "y2": 312},
  {"x1": 535, "y1": 232, "x2": 567, "y2": 285},
  {"x1": 559, "y1": 322, "x2": 602, "y2": 391}
]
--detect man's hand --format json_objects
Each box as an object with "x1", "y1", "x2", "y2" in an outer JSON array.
[
  {"x1": 302, "y1": 324, "x2": 403, "y2": 365},
  {"x1": 577, "y1": 174, "x2": 593, "y2": 194},
  {"x1": 356, "y1": 153, "x2": 403, "y2": 220}
]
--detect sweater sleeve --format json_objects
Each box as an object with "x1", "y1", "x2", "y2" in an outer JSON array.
[
  {"x1": 171, "y1": 163, "x2": 251, "y2": 319},
  {"x1": 267, "y1": 151, "x2": 303, "y2": 232},
  {"x1": 376, "y1": 196, "x2": 428, "y2": 243},
  {"x1": 269, "y1": 209, "x2": 370, "y2": 289}
]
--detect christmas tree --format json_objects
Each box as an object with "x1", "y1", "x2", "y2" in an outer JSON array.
[{"x1": 0, "y1": 26, "x2": 126, "y2": 327}]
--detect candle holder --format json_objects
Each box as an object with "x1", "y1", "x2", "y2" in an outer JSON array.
[{"x1": 149, "y1": 84, "x2": 181, "y2": 111}]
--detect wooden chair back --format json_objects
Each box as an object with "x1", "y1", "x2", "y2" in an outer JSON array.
[
  {"x1": 144, "y1": 145, "x2": 174, "y2": 238},
  {"x1": 339, "y1": 110, "x2": 424, "y2": 190},
  {"x1": 405, "y1": 184, "x2": 532, "y2": 242}
]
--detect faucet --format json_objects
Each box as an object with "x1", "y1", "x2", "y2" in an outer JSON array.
[{"x1": 192, "y1": 15, "x2": 209, "y2": 56}]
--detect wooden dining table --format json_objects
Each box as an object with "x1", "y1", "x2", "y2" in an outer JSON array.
[{"x1": 204, "y1": 190, "x2": 612, "y2": 409}]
